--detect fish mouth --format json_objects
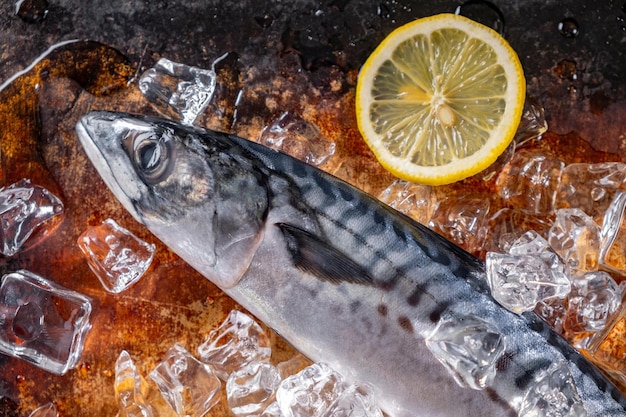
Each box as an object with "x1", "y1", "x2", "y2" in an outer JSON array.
[{"x1": 75, "y1": 111, "x2": 145, "y2": 224}]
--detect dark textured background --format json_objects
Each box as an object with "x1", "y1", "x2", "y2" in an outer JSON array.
[{"x1": 0, "y1": 1, "x2": 625, "y2": 416}]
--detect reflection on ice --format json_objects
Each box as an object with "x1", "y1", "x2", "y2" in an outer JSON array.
[
  {"x1": 226, "y1": 361, "x2": 282, "y2": 417},
  {"x1": 425, "y1": 314, "x2": 505, "y2": 390},
  {"x1": 150, "y1": 343, "x2": 221, "y2": 417},
  {"x1": 600, "y1": 191, "x2": 626, "y2": 274},
  {"x1": 77, "y1": 218, "x2": 155, "y2": 293},
  {"x1": 258, "y1": 112, "x2": 335, "y2": 166},
  {"x1": 139, "y1": 56, "x2": 226, "y2": 125},
  {"x1": 197, "y1": 310, "x2": 271, "y2": 381},
  {"x1": 0, "y1": 178, "x2": 64, "y2": 256},
  {"x1": 0, "y1": 270, "x2": 92, "y2": 374}
]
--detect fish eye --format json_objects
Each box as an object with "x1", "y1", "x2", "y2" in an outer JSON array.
[{"x1": 124, "y1": 129, "x2": 175, "y2": 185}]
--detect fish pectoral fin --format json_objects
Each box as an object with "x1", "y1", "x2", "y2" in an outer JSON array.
[{"x1": 276, "y1": 222, "x2": 374, "y2": 286}]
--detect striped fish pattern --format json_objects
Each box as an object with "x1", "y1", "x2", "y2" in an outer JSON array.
[{"x1": 76, "y1": 111, "x2": 626, "y2": 417}]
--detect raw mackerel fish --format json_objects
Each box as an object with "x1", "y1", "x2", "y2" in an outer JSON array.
[{"x1": 76, "y1": 111, "x2": 626, "y2": 417}]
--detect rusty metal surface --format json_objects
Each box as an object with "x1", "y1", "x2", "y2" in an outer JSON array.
[{"x1": 0, "y1": 1, "x2": 624, "y2": 415}]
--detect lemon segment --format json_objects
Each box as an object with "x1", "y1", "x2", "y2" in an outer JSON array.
[{"x1": 356, "y1": 13, "x2": 526, "y2": 185}]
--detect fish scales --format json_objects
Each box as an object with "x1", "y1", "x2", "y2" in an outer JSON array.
[{"x1": 76, "y1": 111, "x2": 626, "y2": 417}]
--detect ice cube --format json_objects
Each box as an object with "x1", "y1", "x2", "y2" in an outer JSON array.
[
  {"x1": 563, "y1": 271, "x2": 623, "y2": 349},
  {"x1": 518, "y1": 361, "x2": 587, "y2": 417},
  {"x1": 486, "y1": 252, "x2": 570, "y2": 314},
  {"x1": 555, "y1": 162, "x2": 626, "y2": 219},
  {"x1": 28, "y1": 403, "x2": 57, "y2": 417},
  {"x1": 115, "y1": 350, "x2": 156, "y2": 417},
  {"x1": 226, "y1": 361, "x2": 282, "y2": 417},
  {"x1": 276, "y1": 362, "x2": 346, "y2": 417},
  {"x1": 425, "y1": 314, "x2": 505, "y2": 390},
  {"x1": 377, "y1": 179, "x2": 435, "y2": 225},
  {"x1": 428, "y1": 195, "x2": 490, "y2": 253},
  {"x1": 139, "y1": 56, "x2": 225, "y2": 125},
  {"x1": 534, "y1": 298, "x2": 567, "y2": 335},
  {"x1": 482, "y1": 208, "x2": 551, "y2": 255},
  {"x1": 0, "y1": 179, "x2": 64, "y2": 256},
  {"x1": 548, "y1": 208, "x2": 601, "y2": 273},
  {"x1": 322, "y1": 384, "x2": 383, "y2": 417},
  {"x1": 513, "y1": 98, "x2": 548, "y2": 147},
  {"x1": 600, "y1": 191, "x2": 626, "y2": 274},
  {"x1": 197, "y1": 310, "x2": 271, "y2": 380},
  {"x1": 509, "y1": 230, "x2": 551, "y2": 255},
  {"x1": 588, "y1": 305, "x2": 626, "y2": 385},
  {"x1": 258, "y1": 112, "x2": 335, "y2": 166},
  {"x1": 0, "y1": 270, "x2": 92, "y2": 374},
  {"x1": 149, "y1": 343, "x2": 221, "y2": 417},
  {"x1": 496, "y1": 151, "x2": 564, "y2": 215},
  {"x1": 77, "y1": 218, "x2": 155, "y2": 293}
]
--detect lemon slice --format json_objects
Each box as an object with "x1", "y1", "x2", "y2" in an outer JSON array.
[{"x1": 356, "y1": 13, "x2": 526, "y2": 185}]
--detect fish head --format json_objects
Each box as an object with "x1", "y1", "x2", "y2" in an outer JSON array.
[{"x1": 76, "y1": 111, "x2": 269, "y2": 289}]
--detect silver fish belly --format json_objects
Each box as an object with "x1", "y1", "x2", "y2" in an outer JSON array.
[{"x1": 76, "y1": 111, "x2": 626, "y2": 417}]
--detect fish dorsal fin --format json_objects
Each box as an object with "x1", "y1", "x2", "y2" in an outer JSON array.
[{"x1": 276, "y1": 222, "x2": 374, "y2": 286}]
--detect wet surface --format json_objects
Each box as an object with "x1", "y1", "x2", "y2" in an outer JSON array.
[{"x1": 0, "y1": 0, "x2": 624, "y2": 415}]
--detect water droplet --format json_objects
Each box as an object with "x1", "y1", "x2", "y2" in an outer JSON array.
[
  {"x1": 454, "y1": 0, "x2": 505, "y2": 36},
  {"x1": 15, "y1": 0, "x2": 49, "y2": 23},
  {"x1": 377, "y1": 3, "x2": 391, "y2": 19},
  {"x1": 254, "y1": 13, "x2": 274, "y2": 29},
  {"x1": 558, "y1": 17, "x2": 580, "y2": 38},
  {"x1": 622, "y1": 2, "x2": 626, "y2": 13}
]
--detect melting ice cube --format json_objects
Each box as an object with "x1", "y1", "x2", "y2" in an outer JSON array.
[
  {"x1": 77, "y1": 218, "x2": 155, "y2": 293},
  {"x1": 197, "y1": 310, "x2": 271, "y2": 380},
  {"x1": 149, "y1": 343, "x2": 221, "y2": 417},
  {"x1": 115, "y1": 350, "x2": 156, "y2": 417},
  {"x1": 27, "y1": 403, "x2": 57, "y2": 417},
  {"x1": 600, "y1": 191, "x2": 626, "y2": 274},
  {"x1": 486, "y1": 252, "x2": 570, "y2": 314},
  {"x1": 276, "y1": 362, "x2": 346, "y2": 417},
  {"x1": 555, "y1": 162, "x2": 626, "y2": 219},
  {"x1": 0, "y1": 270, "x2": 92, "y2": 374},
  {"x1": 513, "y1": 98, "x2": 548, "y2": 147},
  {"x1": 226, "y1": 361, "x2": 282, "y2": 417},
  {"x1": 0, "y1": 179, "x2": 63, "y2": 256},
  {"x1": 564, "y1": 271, "x2": 623, "y2": 349},
  {"x1": 425, "y1": 314, "x2": 505, "y2": 390},
  {"x1": 258, "y1": 112, "x2": 335, "y2": 166},
  {"x1": 496, "y1": 151, "x2": 564, "y2": 215},
  {"x1": 139, "y1": 56, "x2": 225, "y2": 125},
  {"x1": 428, "y1": 195, "x2": 490, "y2": 253},
  {"x1": 518, "y1": 361, "x2": 587, "y2": 417},
  {"x1": 322, "y1": 384, "x2": 384, "y2": 417},
  {"x1": 548, "y1": 208, "x2": 601, "y2": 273},
  {"x1": 378, "y1": 179, "x2": 435, "y2": 225},
  {"x1": 482, "y1": 208, "x2": 551, "y2": 255}
]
